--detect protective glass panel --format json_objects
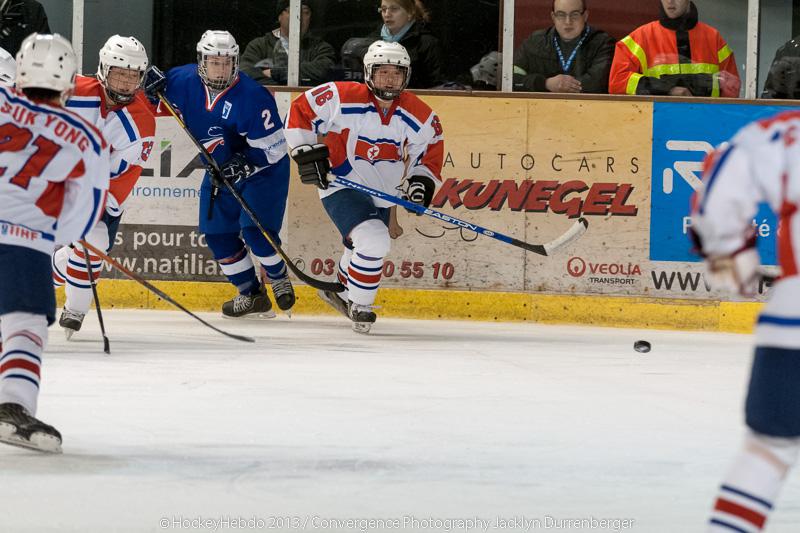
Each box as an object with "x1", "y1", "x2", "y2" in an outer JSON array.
[{"x1": 759, "y1": 0, "x2": 798, "y2": 99}]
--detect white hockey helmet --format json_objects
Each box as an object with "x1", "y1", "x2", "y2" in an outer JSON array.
[
  {"x1": 16, "y1": 33, "x2": 77, "y2": 102},
  {"x1": 196, "y1": 30, "x2": 239, "y2": 91},
  {"x1": 97, "y1": 35, "x2": 148, "y2": 104},
  {"x1": 0, "y1": 46, "x2": 15, "y2": 86},
  {"x1": 363, "y1": 40, "x2": 411, "y2": 101}
]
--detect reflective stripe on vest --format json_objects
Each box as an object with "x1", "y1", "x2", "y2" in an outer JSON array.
[
  {"x1": 647, "y1": 62, "x2": 720, "y2": 77},
  {"x1": 718, "y1": 44, "x2": 732, "y2": 63},
  {"x1": 627, "y1": 72, "x2": 643, "y2": 95},
  {"x1": 621, "y1": 35, "x2": 648, "y2": 73}
]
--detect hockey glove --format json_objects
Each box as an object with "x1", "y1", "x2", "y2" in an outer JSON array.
[
  {"x1": 218, "y1": 153, "x2": 256, "y2": 186},
  {"x1": 700, "y1": 229, "x2": 760, "y2": 297},
  {"x1": 291, "y1": 144, "x2": 331, "y2": 189},
  {"x1": 143, "y1": 65, "x2": 167, "y2": 103},
  {"x1": 404, "y1": 175, "x2": 435, "y2": 214}
]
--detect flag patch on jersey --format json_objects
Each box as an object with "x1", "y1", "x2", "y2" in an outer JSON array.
[{"x1": 354, "y1": 136, "x2": 401, "y2": 163}]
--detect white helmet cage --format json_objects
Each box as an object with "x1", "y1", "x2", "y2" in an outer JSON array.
[
  {"x1": 363, "y1": 40, "x2": 411, "y2": 101},
  {"x1": 97, "y1": 35, "x2": 148, "y2": 104},
  {"x1": 470, "y1": 51, "x2": 500, "y2": 87},
  {"x1": 196, "y1": 30, "x2": 239, "y2": 91},
  {"x1": 16, "y1": 33, "x2": 77, "y2": 103},
  {"x1": 0, "y1": 45, "x2": 15, "y2": 86}
]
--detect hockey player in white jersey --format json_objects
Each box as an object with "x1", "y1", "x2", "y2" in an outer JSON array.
[
  {"x1": 693, "y1": 111, "x2": 800, "y2": 531},
  {"x1": 51, "y1": 35, "x2": 154, "y2": 339},
  {"x1": 0, "y1": 33, "x2": 110, "y2": 453},
  {"x1": 285, "y1": 41, "x2": 444, "y2": 333}
]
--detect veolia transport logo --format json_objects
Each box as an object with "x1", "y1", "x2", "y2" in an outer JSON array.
[{"x1": 567, "y1": 257, "x2": 587, "y2": 277}]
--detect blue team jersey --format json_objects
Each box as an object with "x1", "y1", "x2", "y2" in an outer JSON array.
[{"x1": 162, "y1": 64, "x2": 288, "y2": 181}]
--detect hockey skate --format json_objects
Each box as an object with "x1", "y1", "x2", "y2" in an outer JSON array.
[
  {"x1": 59, "y1": 307, "x2": 85, "y2": 340},
  {"x1": 222, "y1": 286, "x2": 276, "y2": 319},
  {"x1": 348, "y1": 302, "x2": 377, "y2": 334},
  {"x1": 270, "y1": 276, "x2": 295, "y2": 316},
  {"x1": 318, "y1": 289, "x2": 349, "y2": 318},
  {"x1": 0, "y1": 403, "x2": 62, "y2": 453}
]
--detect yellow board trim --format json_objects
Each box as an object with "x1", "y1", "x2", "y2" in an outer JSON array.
[{"x1": 60, "y1": 280, "x2": 762, "y2": 334}]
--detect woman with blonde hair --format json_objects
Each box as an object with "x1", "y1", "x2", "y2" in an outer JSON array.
[{"x1": 372, "y1": 0, "x2": 443, "y2": 87}]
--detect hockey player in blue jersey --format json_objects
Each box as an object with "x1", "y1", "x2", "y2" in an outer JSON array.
[{"x1": 144, "y1": 30, "x2": 294, "y2": 318}]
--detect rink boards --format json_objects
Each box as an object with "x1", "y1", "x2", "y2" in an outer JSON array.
[{"x1": 87, "y1": 92, "x2": 800, "y2": 332}]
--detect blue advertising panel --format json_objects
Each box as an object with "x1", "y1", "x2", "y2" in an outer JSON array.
[{"x1": 650, "y1": 102, "x2": 796, "y2": 264}]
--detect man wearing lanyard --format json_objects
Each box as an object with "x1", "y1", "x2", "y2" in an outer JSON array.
[{"x1": 513, "y1": 0, "x2": 614, "y2": 93}]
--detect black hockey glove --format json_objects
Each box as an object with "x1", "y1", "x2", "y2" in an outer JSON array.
[
  {"x1": 143, "y1": 65, "x2": 167, "y2": 103},
  {"x1": 290, "y1": 144, "x2": 332, "y2": 189},
  {"x1": 216, "y1": 153, "x2": 256, "y2": 187},
  {"x1": 404, "y1": 175, "x2": 435, "y2": 214}
]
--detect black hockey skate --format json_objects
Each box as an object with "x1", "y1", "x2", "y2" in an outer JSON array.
[
  {"x1": 318, "y1": 289, "x2": 349, "y2": 318},
  {"x1": 59, "y1": 307, "x2": 85, "y2": 340},
  {"x1": 0, "y1": 403, "x2": 62, "y2": 453},
  {"x1": 222, "y1": 286, "x2": 276, "y2": 319},
  {"x1": 270, "y1": 276, "x2": 295, "y2": 315},
  {"x1": 348, "y1": 302, "x2": 377, "y2": 334}
]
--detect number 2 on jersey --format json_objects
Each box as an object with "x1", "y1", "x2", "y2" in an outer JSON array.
[{"x1": 0, "y1": 123, "x2": 62, "y2": 190}]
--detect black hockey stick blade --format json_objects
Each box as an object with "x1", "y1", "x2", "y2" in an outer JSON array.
[
  {"x1": 157, "y1": 92, "x2": 345, "y2": 294},
  {"x1": 80, "y1": 241, "x2": 255, "y2": 343}
]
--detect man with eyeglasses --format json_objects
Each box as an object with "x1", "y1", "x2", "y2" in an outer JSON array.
[
  {"x1": 512, "y1": 0, "x2": 614, "y2": 94},
  {"x1": 609, "y1": 0, "x2": 740, "y2": 97}
]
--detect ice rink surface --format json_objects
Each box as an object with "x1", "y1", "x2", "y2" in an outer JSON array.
[{"x1": 3, "y1": 309, "x2": 800, "y2": 533}]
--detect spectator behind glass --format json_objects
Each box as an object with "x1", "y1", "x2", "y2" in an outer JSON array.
[
  {"x1": 240, "y1": 0, "x2": 335, "y2": 86},
  {"x1": 762, "y1": 37, "x2": 800, "y2": 99},
  {"x1": 513, "y1": 0, "x2": 614, "y2": 93},
  {"x1": 609, "y1": 0, "x2": 740, "y2": 97},
  {"x1": 0, "y1": 0, "x2": 49, "y2": 56},
  {"x1": 367, "y1": 0, "x2": 443, "y2": 88}
]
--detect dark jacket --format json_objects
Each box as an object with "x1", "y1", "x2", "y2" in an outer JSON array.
[
  {"x1": 513, "y1": 26, "x2": 615, "y2": 93},
  {"x1": 368, "y1": 22, "x2": 444, "y2": 88},
  {"x1": 0, "y1": 0, "x2": 49, "y2": 56},
  {"x1": 240, "y1": 31, "x2": 335, "y2": 87},
  {"x1": 762, "y1": 37, "x2": 800, "y2": 99}
]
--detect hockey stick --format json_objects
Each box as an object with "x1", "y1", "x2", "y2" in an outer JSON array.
[
  {"x1": 333, "y1": 177, "x2": 589, "y2": 256},
  {"x1": 79, "y1": 240, "x2": 255, "y2": 344},
  {"x1": 156, "y1": 92, "x2": 345, "y2": 293},
  {"x1": 82, "y1": 245, "x2": 110, "y2": 355}
]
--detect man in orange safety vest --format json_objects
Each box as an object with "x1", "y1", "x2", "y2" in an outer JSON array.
[{"x1": 608, "y1": 0, "x2": 740, "y2": 97}]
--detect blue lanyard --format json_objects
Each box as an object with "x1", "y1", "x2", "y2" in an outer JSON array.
[{"x1": 553, "y1": 26, "x2": 590, "y2": 74}]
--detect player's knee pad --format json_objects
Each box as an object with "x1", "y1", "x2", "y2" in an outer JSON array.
[
  {"x1": 0, "y1": 312, "x2": 48, "y2": 344},
  {"x1": 204, "y1": 233, "x2": 245, "y2": 260},
  {"x1": 241, "y1": 226, "x2": 280, "y2": 258},
  {"x1": 746, "y1": 431, "x2": 800, "y2": 467},
  {"x1": 349, "y1": 219, "x2": 391, "y2": 259},
  {"x1": 52, "y1": 246, "x2": 69, "y2": 286},
  {"x1": 84, "y1": 220, "x2": 110, "y2": 252}
]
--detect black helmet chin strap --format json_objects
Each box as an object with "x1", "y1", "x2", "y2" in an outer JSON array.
[{"x1": 104, "y1": 85, "x2": 135, "y2": 105}]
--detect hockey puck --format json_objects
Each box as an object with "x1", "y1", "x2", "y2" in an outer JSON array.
[{"x1": 634, "y1": 340, "x2": 651, "y2": 353}]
